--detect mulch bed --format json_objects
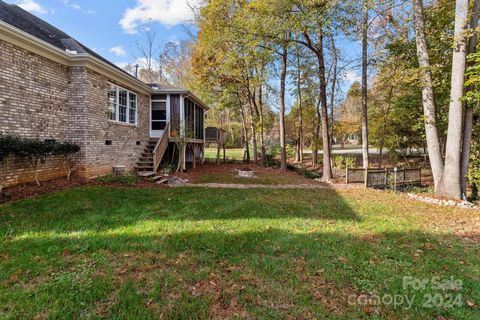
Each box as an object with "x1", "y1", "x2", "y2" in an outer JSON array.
[
  {"x1": 0, "y1": 176, "x2": 167, "y2": 205},
  {"x1": 175, "y1": 163, "x2": 322, "y2": 185},
  {"x1": 0, "y1": 163, "x2": 317, "y2": 205}
]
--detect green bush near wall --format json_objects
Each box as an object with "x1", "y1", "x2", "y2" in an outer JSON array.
[{"x1": 0, "y1": 133, "x2": 80, "y2": 189}]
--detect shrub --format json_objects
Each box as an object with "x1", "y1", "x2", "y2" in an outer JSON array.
[
  {"x1": 53, "y1": 142, "x2": 81, "y2": 180},
  {"x1": 0, "y1": 133, "x2": 21, "y2": 192},
  {"x1": 304, "y1": 171, "x2": 320, "y2": 179},
  {"x1": 334, "y1": 156, "x2": 345, "y2": 169},
  {"x1": 16, "y1": 138, "x2": 56, "y2": 186},
  {"x1": 161, "y1": 163, "x2": 176, "y2": 175},
  {"x1": 345, "y1": 156, "x2": 356, "y2": 168},
  {"x1": 286, "y1": 144, "x2": 295, "y2": 159},
  {"x1": 1, "y1": 134, "x2": 81, "y2": 186}
]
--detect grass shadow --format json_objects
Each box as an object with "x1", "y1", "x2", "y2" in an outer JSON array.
[
  {"x1": 0, "y1": 186, "x2": 361, "y2": 236},
  {"x1": 1, "y1": 228, "x2": 478, "y2": 319}
]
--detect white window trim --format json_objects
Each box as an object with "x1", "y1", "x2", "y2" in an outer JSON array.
[{"x1": 108, "y1": 83, "x2": 138, "y2": 126}]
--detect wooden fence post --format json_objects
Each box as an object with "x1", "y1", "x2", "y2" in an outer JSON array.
[
  {"x1": 393, "y1": 167, "x2": 398, "y2": 192},
  {"x1": 364, "y1": 168, "x2": 368, "y2": 189},
  {"x1": 384, "y1": 168, "x2": 387, "y2": 188},
  {"x1": 345, "y1": 167, "x2": 349, "y2": 184}
]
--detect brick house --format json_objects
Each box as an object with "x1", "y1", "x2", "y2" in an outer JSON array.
[{"x1": 0, "y1": 1, "x2": 209, "y2": 187}]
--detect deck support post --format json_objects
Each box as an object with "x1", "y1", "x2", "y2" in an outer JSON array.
[
  {"x1": 192, "y1": 144, "x2": 196, "y2": 169},
  {"x1": 182, "y1": 144, "x2": 186, "y2": 171}
]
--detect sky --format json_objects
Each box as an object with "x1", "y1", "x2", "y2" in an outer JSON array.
[
  {"x1": 5, "y1": 0, "x2": 362, "y2": 111},
  {"x1": 5, "y1": 0, "x2": 200, "y2": 68}
]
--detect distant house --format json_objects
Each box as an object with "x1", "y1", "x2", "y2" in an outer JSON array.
[{"x1": 0, "y1": 1, "x2": 209, "y2": 187}]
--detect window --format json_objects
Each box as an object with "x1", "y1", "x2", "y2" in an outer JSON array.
[
  {"x1": 107, "y1": 83, "x2": 137, "y2": 125},
  {"x1": 129, "y1": 93, "x2": 137, "y2": 124},
  {"x1": 108, "y1": 86, "x2": 116, "y2": 120}
]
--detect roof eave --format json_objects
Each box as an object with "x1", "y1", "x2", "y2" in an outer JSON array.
[{"x1": 0, "y1": 20, "x2": 152, "y2": 95}]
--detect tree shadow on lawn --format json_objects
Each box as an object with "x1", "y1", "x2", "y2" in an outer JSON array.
[
  {"x1": 1, "y1": 228, "x2": 478, "y2": 319},
  {"x1": 0, "y1": 186, "x2": 361, "y2": 236},
  {"x1": 0, "y1": 186, "x2": 478, "y2": 318}
]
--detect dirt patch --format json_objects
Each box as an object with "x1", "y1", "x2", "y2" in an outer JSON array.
[
  {"x1": 175, "y1": 163, "x2": 326, "y2": 186},
  {"x1": 0, "y1": 177, "x2": 90, "y2": 205},
  {"x1": 172, "y1": 183, "x2": 331, "y2": 189}
]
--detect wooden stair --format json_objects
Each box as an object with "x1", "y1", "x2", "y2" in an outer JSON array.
[
  {"x1": 136, "y1": 124, "x2": 170, "y2": 184},
  {"x1": 135, "y1": 139, "x2": 157, "y2": 172}
]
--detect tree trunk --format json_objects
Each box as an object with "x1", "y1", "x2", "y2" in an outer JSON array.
[
  {"x1": 438, "y1": 0, "x2": 469, "y2": 199},
  {"x1": 30, "y1": 158, "x2": 40, "y2": 186},
  {"x1": 361, "y1": 0, "x2": 370, "y2": 169},
  {"x1": 329, "y1": 34, "x2": 337, "y2": 154},
  {"x1": 316, "y1": 32, "x2": 333, "y2": 180},
  {"x1": 460, "y1": 0, "x2": 480, "y2": 197},
  {"x1": 248, "y1": 98, "x2": 258, "y2": 163},
  {"x1": 258, "y1": 86, "x2": 266, "y2": 164},
  {"x1": 241, "y1": 108, "x2": 250, "y2": 162},
  {"x1": 295, "y1": 41, "x2": 304, "y2": 163},
  {"x1": 237, "y1": 93, "x2": 250, "y2": 162},
  {"x1": 64, "y1": 156, "x2": 72, "y2": 180},
  {"x1": 279, "y1": 42, "x2": 288, "y2": 171},
  {"x1": 411, "y1": 0, "x2": 445, "y2": 191}
]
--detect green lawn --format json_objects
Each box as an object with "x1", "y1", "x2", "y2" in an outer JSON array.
[
  {"x1": 204, "y1": 148, "x2": 247, "y2": 161},
  {"x1": 0, "y1": 186, "x2": 478, "y2": 319}
]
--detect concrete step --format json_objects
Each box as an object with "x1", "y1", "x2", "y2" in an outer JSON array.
[
  {"x1": 148, "y1": 175, "x2": 167, "y2": 182},
  {"x1": 138, "y1": 171, "x2": 156, "y2": 178},
  {"x1": 155, "y1": 178, "x2": 169, "y2": 184}
]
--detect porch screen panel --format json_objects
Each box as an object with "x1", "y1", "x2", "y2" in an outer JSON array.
[
  {"x1": 194, "y1": 105, "x2": 204, "y2": 139},
  {"x1": 170, "y1": 95, "x2": 180, "y2": 134},
  {"x1": 184, "y1": 98, "x2": 195, "y2": 137},
  {"x1": 198, "y1": 108, "x2": 204, "y2": 139}
]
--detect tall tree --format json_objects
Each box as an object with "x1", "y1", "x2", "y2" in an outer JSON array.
[
  {"x1": 438, "y1": 0, "x2": 470, "y2": 199},
  {"x1": 460, "y1": 0, "x2": 480, "y2": 196},
  {"x1": 135, "y1": 20, "x2": 161, "y2": 84},
  {"x1": 303, "y1": 29, "x2": 334, "y2": 180},
  {"x1": 294, "y1": 40, "x2": 304, "y2": 163},
  {"x1": 411, "y1": 0, "x2": 445, "y2": 191},
  {"x1": 361, "y1": 0, "x2": 370, "y2": 168},
  {"x1": 280, "y1": 40, "x2": 289, "y2": 171}
]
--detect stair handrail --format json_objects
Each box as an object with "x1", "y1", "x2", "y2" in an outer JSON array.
[{"x1": 153, "y1": 122, "x2": 170, "y2": 172}]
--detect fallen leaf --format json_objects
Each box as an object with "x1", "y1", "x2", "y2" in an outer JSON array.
[
  {"x1": 466, "y1": 300, "x2": 475, "y2": 308},
  {"x1": 338, "y1": 256, "x2": 348, "y2": 264}
]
